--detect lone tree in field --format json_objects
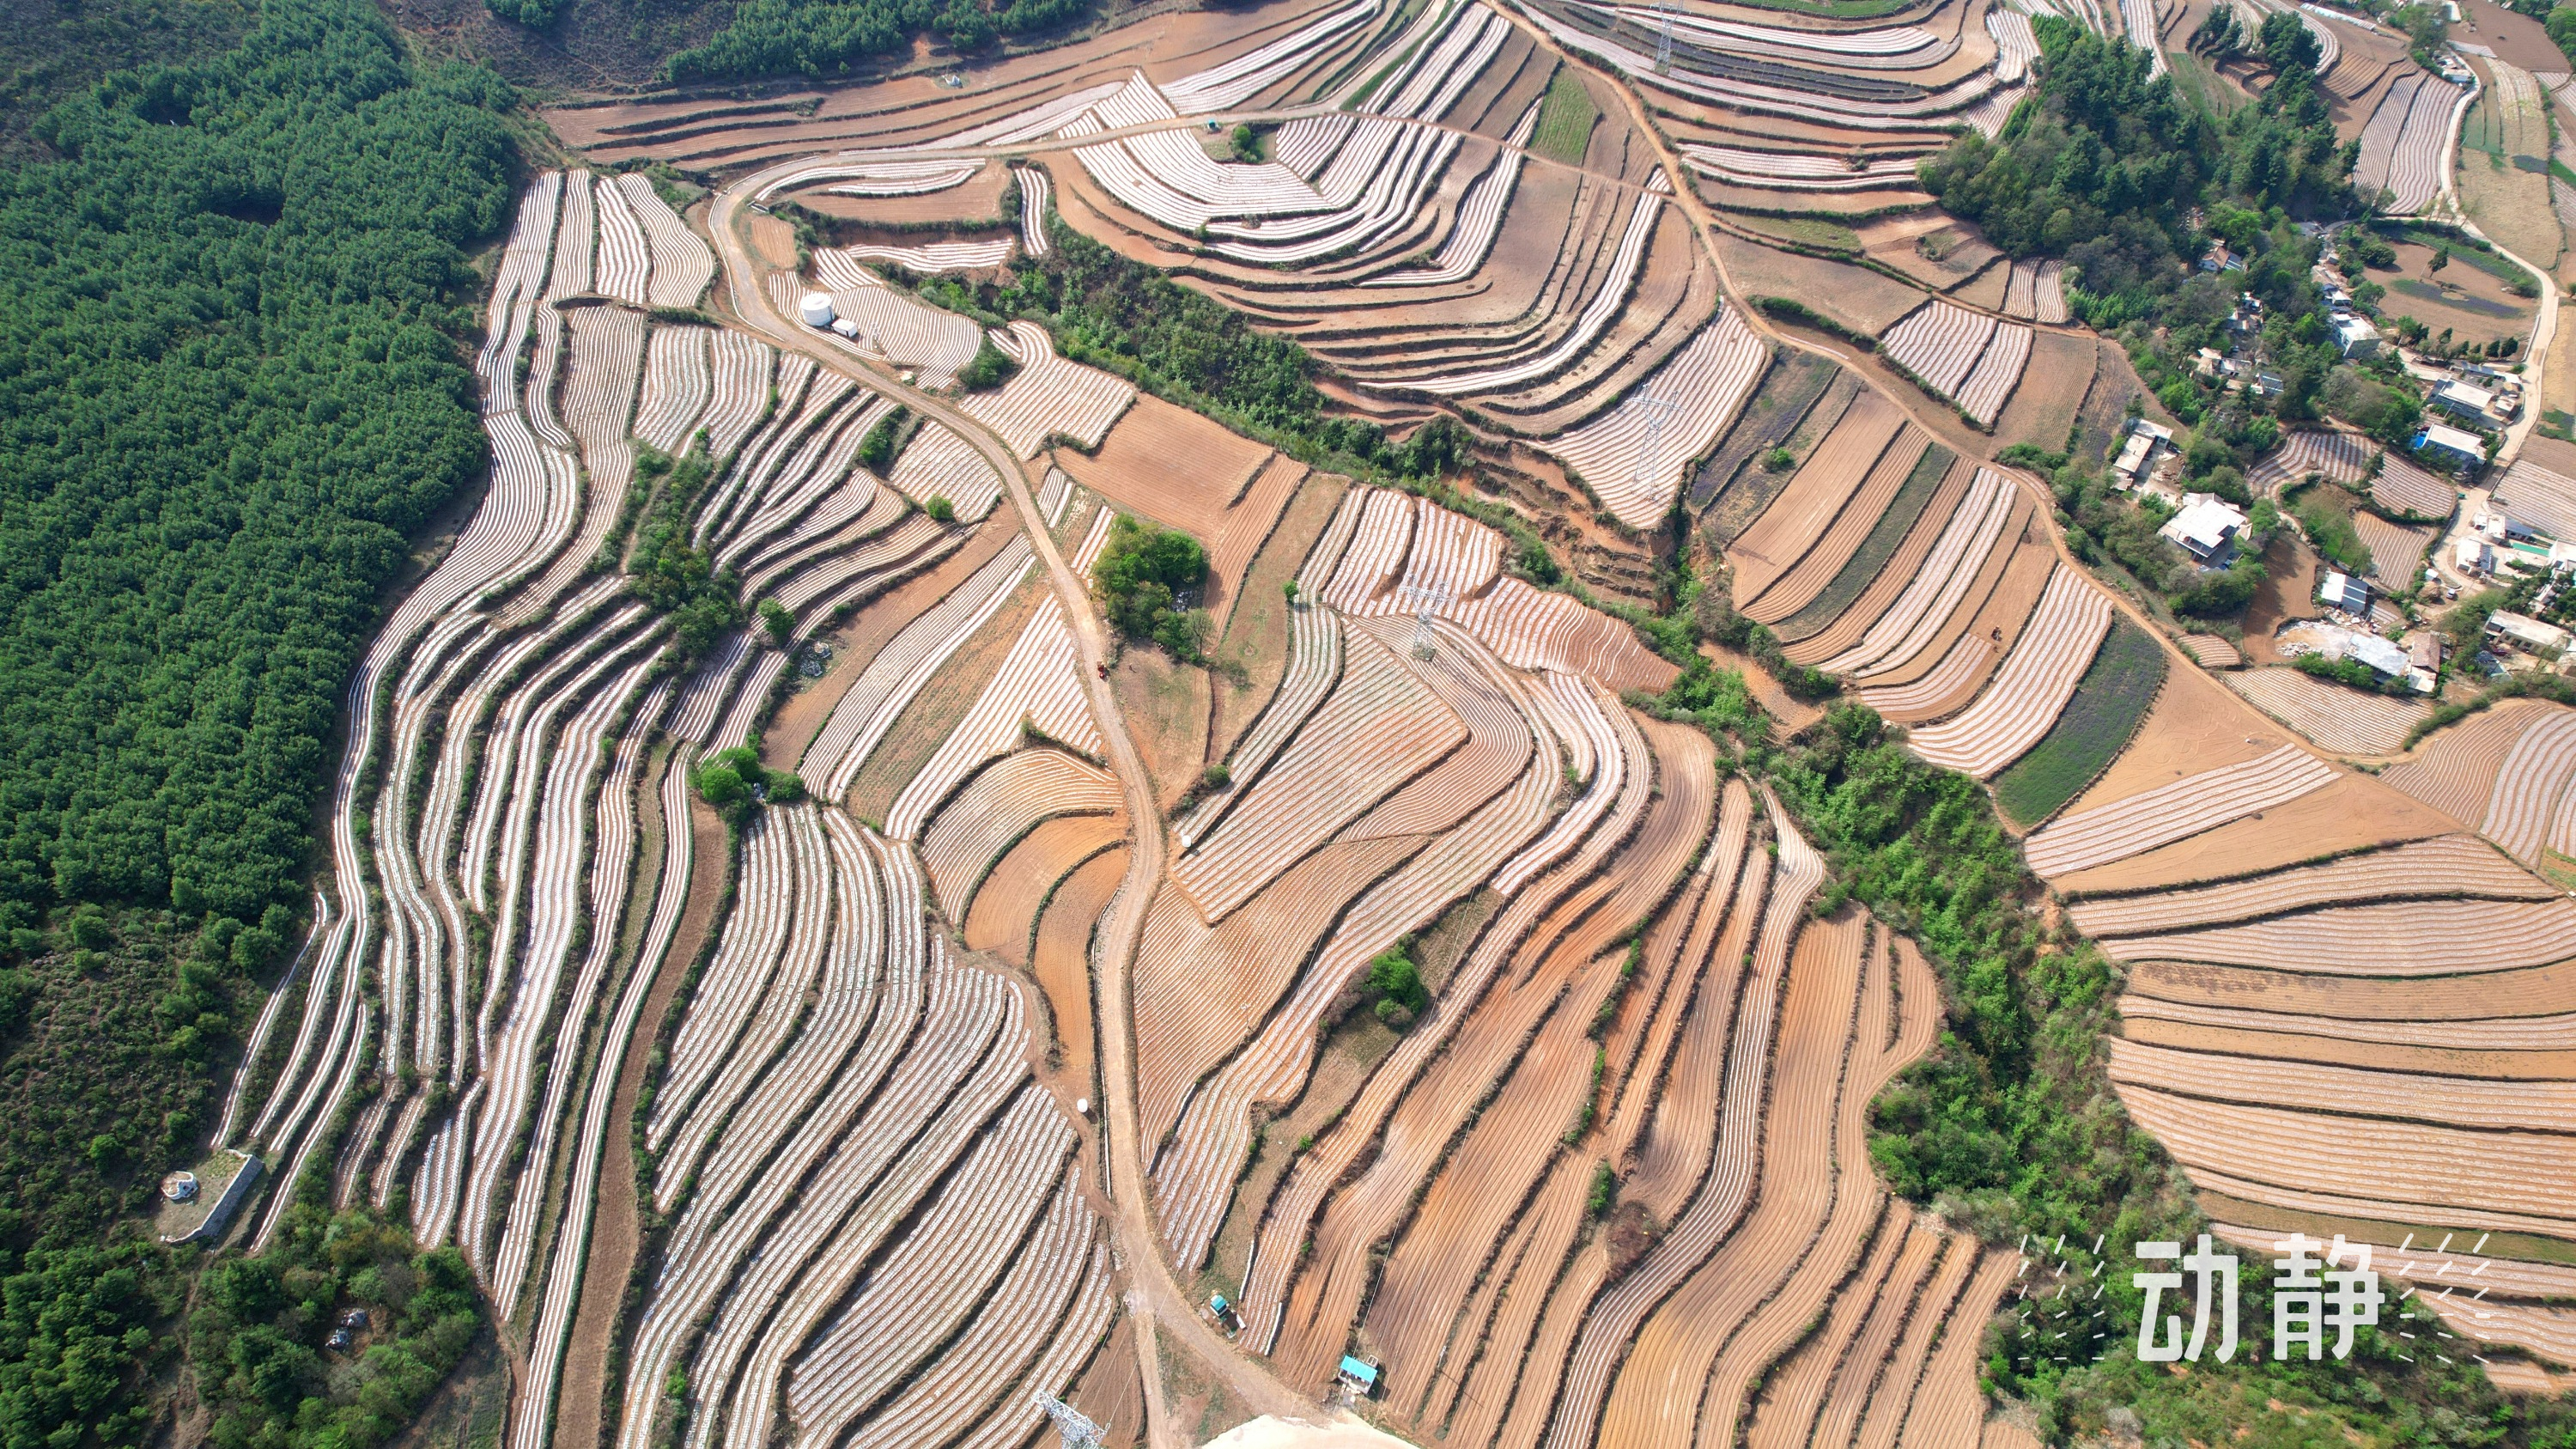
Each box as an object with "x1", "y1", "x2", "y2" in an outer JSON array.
[
  {"x1": 1093, "y1": 515, "x2": 1211, "y2": 660},
  {"x1": 1365, "y1": 944, "x2": 1430, "y2": 1028},
  {"x1": 695, "y1": 746, "x2": 805, "y2": 824}
]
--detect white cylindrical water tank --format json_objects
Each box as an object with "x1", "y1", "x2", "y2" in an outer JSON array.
[{"x1": 799, "y1": 292, "x2": 835, "y2": 327}]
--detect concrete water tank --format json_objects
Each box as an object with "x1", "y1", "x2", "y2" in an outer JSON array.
[{"x1": 799, "y1": 293, "x2": 835, "y2": 328}]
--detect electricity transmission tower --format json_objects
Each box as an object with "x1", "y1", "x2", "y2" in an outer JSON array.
[
  {"x1": 1398, "y1": 581, "x2": 1454, "y2": 661},
  {"x1": 1627, "y1": 387, "x2": 1684, "y2": 498},
  {"x1": 1655, "y1": 4, "x2": 1676, "y2": 72},
  {"x1": 1034, "y1": 1393, "x2": 1105, "y2": 1449}
]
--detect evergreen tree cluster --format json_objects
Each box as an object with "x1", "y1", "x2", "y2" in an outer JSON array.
[
  {"x1": 0, "y1": 6, "x2": 519, "y2": 1445},
  {"x1": 657, "y1": 0, "x2": 1093, "y2": 79},
  {"x1": 0, "y1": 0, "x2": 517, "y2": 933},
  {"x1": 1091, "y1": 515, "x2": 1212, "y2": 660},
  {"x1": 1919, "y1": 20, "x2": 2354, "y2": 329}
]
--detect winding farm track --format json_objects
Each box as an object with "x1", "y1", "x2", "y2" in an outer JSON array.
[{"x1": 707, "y1": 166, "x2": 1318, "y2": 1439}]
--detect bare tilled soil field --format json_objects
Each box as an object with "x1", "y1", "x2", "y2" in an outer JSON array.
[
  {"x1": 212, "y1": 1, "x2": 2576, "y2": 1444},
  {"x1": 1990, "y1": 330, "x2": 2095, "y2": 454},
  {"x1": 2020, "y1": 680, "x2": 2576, "y2": 1367}
]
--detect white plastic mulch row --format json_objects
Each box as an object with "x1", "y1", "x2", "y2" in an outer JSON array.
[
  {"x1": 801, "y1": 535, "x2": 1038, "y2": 799},
  {"x1": 2034, "y1": 259, "x2": 2069, "y2": 323},
  {"x1": 462, "y1": 623, "x2": 661, "y2": 1283},
  {"x1": 1547, "y1": 305, "x2": 1769, "y2": 528},
  {"x1": 1178, "y1": 496, "x2": 1363, "y2": 849},
  {"x1": 1605, "y1": 3, "x2": 1940, "y2": 56},
  {"x1": 884, "y1": 595, "x2": 1103, "y2": 841},
  {"x1": 708, "y1": 649, "x2": 788, "y2": 755},
  {"x1": 1518, "y1": 2, "x2": 2001, "y2": 131},
  {"x1": 671, "y1": 965, "x2": 1030, "y2": 1449},
  {"x1": 634, "y1": 325, "x2": 713, "y2": 454},
  {"x1": 1682, "y1": 142, "x2": 1924, "y2": 191},
  {"x1": 615, "y1": 172, "x2": 717, "y2": 307},
  {"x1": 593, "y1": 177, "x2": 653, "y2": 306},
  {"x1": 835, "y1": 1181, "x2": 1106, "y2": 1449},
  {"x1": 1014, "y1": 166, "x2": 1051, "y2": 256},
  {"x1": 702, "y1": 329, "x2": 779, "y2": 460},
  {"x1": 695, "y1": 362, "x2": 845, "y2": 545},
  {"x1": 2483, "y1": 709, "x2": 2576, "y2": 865},
  {"x1": 2117, "y1": 0, "x2": 2169, "y2": 77},
  {"x1": 2001, "y1": 257, "x2": 2069, "y2": 321},
  {"x1": 605, "y1": 813, "x2": 1054, "y2": 1449},
  {"x1": 1067, "y1": 4, "x2": 1499, "y2": 235},
  {"x1": 1315, "y1": 486, "x2": 1677, "y2": 692},
  {"x1": 1161, "y1": 0, "x2": 1380, "y2": 113},
  {"x1": 1275, "y1": 113, "x2": 1355, "y2": 178},
  {"x1": 887, "y1": 420, "x2": 1007, "y2": 521},
  {"x1": 1327, "y1": 0, "x2": 1455, "y2": 107},
  {"x1": 1367, "y1": 3, "x2": 1509, "y2": 120},
  {"x1": 957, "y1": 320, "x2": 1137, "y2": 459},
  {"x1": 1962, "y1": 84, "x2": 2028, "y2": 138},
  {"x1": 1169, "y1": 628, "x2": 1467, "y2": 921},
  {"x1": 1906, "y1": 567, "x2": 2116, "y2": 777},
  {"x1": 1087, "y1": 114, "x2": 1321, "y2": 225},
  {"x1": 2358, "y1": 70, "x2": 2464, "y2": 215},
  {"x1": 1364, "y1": 101, "x2": 1535, "y2": 287},
  {"x1": 1989, "y1": 7, "x2": 2040, "y2": 82},
  {"x1": 784, "y1": 1093, "x2": 1078, "y2": 1444},
  {"x1": 716, "y1": 399, "x2": 890, "y2": 572},
  {"x1": 917, "y1": 750, "x2": 1122, "y2": 915},
  {"x1": 2024, "y1": 745, "x2": 2338, "y2": 877},
  {"x1": 762, "y1": 509, "x2": 946, "y2": 621},
  {"x1": 520, "y1": 307, "x2": 651, "y2": 608},
  {"x1": 1953, "y1": 320, "x2": 2033, "y2": 424},
  {"x1": 757, "y1": 155, "x2": 983, "y2": 201},
  {"x1": 1212, "y1": 123, "x2": 1460, "y2": 263},
  {"x1": 821, "y1": 238, "x2": 1016, "y2": 274},
  {"x1": 546, "y1": 170, "x2": 596, "y2": 304},
  {"x1": 1880, "y1": 298, "x2": 1997, "y2": 396},
  {"x1": 506, "y1": 738, "x2": 685, "y2": 1449},
  {"x1": 1408, "y1": 192, "x2": 1663, "y2": 396},
  {"x1": 1151, "y1": 669, "x2": 1573, "y2": 1274},
  {"x1": 522, "y1": 306, "x2": 574, "y2": 449},
  {"x1": 647, "y1": 809, "x2": 796, "y2": 1155},
  {"x1": 476, "y1": 171, "x2": 562, "y2": 411}
]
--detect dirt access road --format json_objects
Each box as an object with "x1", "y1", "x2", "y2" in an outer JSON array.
[{"x1": 704, "y1": 166, "x2": 1322, "y2": 1447}]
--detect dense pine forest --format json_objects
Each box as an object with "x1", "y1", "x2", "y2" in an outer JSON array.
[{"x1": 0, "y1": 1, "x2": 519, "y2": 1441}]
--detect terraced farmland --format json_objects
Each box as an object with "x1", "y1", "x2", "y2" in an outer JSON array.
[
  {"x1": 204, "y1": 169, "x2": 1156, "y2": 1449},
  {"x1": 2019, "y1": 680, "x2": 2576, "y2": 1374},
  {"x1": 2356, "y1": 68, "x2": 2474, "y2": 214},
  {"x1": 189, "y1": 1, "x2": 2576, "y2": 1443},
  {"x1": 224, "y1": 116, "x2": 2089, "y2": 1438},
  {"x1": 1693, "y1": 338, "x2": 2576, "y2": 1391},
  {"x1": 550, "y1": 0, "x2": 2087, "y2": 559}
]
